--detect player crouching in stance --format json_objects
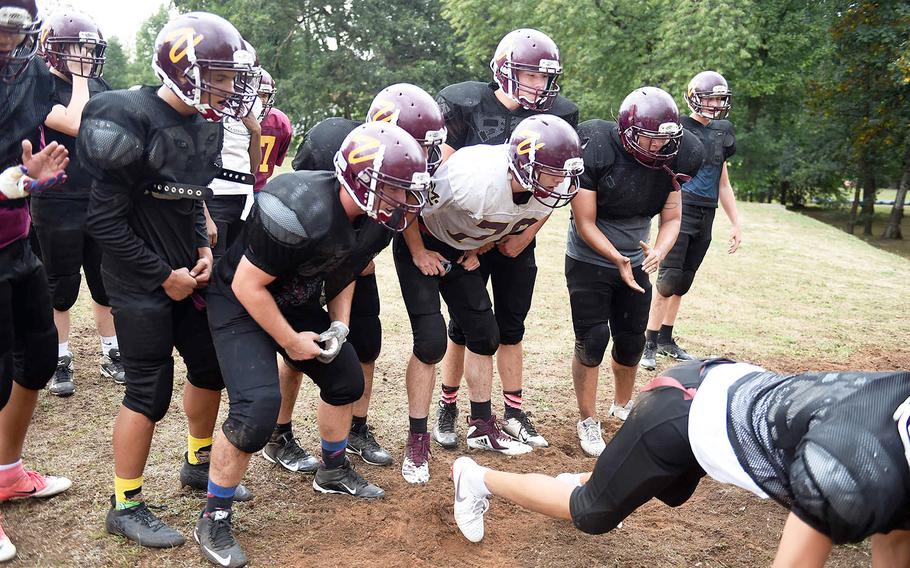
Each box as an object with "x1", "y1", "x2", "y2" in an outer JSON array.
[
  {"x1": 452, "y1": 359, "x2": 910, "y2": 567},
  {"x1": 395, "y1": 114, "x2": 583, "y2": 484},
  {"x1": 198, "y1": 122, "x2": 430, "y2": 567}
]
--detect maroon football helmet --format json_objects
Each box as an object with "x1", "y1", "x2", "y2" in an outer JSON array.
[
  {"x1": 490, "y1": 28, "x2": 562, "y2": 111},
  {"x1": 0, "y1": 0, "x2": 42, "y2": 83},
  {"x1": 152, "y1": 12, "x2": 259, "y2": 122},
  {"x1": 257, "y1": 67, "x2": 275, "y2": 119},
  {"x1": 334, "y1": 121, "x2": 431, "y2": 232},
  {"x1": 617, "y1": 87, "x2": 684, "y2": 168},
  {"x1": 508, "y1": 114, "x2": 583, "y2": 208},
  {"x1": 366, "y1": 83, "x2": 447, "y2": 175},
  {"x1": 685, "y1": 71, "x2": 731, "y2": 120},
  {"x1": 41, "y1": 11, "x2": 106, "y2": 79}
]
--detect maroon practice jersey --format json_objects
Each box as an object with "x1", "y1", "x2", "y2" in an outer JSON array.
[{"x1": 254, "y1": 107, "x2": 292, "y2": 192}]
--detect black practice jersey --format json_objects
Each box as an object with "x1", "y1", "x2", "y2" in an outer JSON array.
[
  {"x1": 81, "y1": 86, "x2": 224, "y2": 292},
  {"x1": 291, "y1": 117, "x2": 362, "y2": 172},
  {"x1": 34, "y1": 74, "x2": 111, "y2": 201},
  {"x1": 0, "y1": 58, "x2": 55, "y2": 168},
  {"x1": 437, "y1": 81, "x2": 578, "y2": 150},
  {"x1": 680, "y1": 116, "x2": 736, "y2": 207},
  {"x1": 218, "y1": 171, "x2": 392, "y2": 309}
]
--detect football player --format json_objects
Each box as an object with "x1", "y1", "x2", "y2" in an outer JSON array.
[
  {"x1": 30, "y1": 10, "x2": 121, "y2": 397},
  {"x1": 396, "y1": 114, "x2": 582, "y2": 484},
  {"x1": 0, "y1": 0, "x2": 72, "y2": 562},
  {"x1": 567, "y1": 87, "x2": 703, "y2": 456},
  {"x1": 252, "y1": 68, "x2": 292, "y2": 193},
  {"x1": 80, "y1": 12, "x2": 259, "y2": 549},
  {"x1": 451, "y1": 359, "x2": 910, "y2": 568},
  {"x1": 266, "y1": 83, "x2": 445, "y2": 473},
  {"x1": 199, "y1": 122, "x2": 430, "y2": 566},
  {"x1": 433, "y1": 28, "x2": 578, "y2": 451},
  {"x1": 642, "y1": 71, "x2": 741, "y2": 369}
]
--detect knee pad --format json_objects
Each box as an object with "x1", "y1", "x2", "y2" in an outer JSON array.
[
  {"x1": 497, "y1": 320, "x2": 525, "y2": 346},
  {"x1": 221, "y1": 389, "x2": 282, "y2": 453},
  {"x1": 465, "y1": 325, "x2": 500, "y2": 357},
  {"x1": 447, "y1": 318, "x2": 466, "y2": 346},
  {"x1": 574, "y1": 323, "x2": 610, "y2": 368},
  {"x1": 656, "y1": 268, "x2": 696, "y2": 298},
  {"x1": 612, "y1": 333, "x2": 646, "y2": 367},
  {"x1": 348, "y1": 314, "x2": 381, "y2": 363},
  {"x1": 122, "y1": 360, "x2": 176, "y2": 423},
  {"x1": 50, "y1": 273, "x2": 81, "y2": 311},
  {"x1": 319, "y1": 370, "x2": 364, "y2": 406},
  {"x1": 412, "y1": 313, "x2": 447, "y2": 365},
  {"x1": 14, "y1": 323, "x2": 58, "y2": 391}
]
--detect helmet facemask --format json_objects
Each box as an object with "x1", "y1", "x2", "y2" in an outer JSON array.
[
  {"x1": 495, "y1": 59, "x2": 561, "y2": 111},
  {"x1": 44, "y1": 32, "x2": 107, "y2": 79},
  {"x1": 687, "y1": 86, "x2": 732, "y2": 120},
  {"x1": 0, "y1": 6, "x2": 40, "y2": 83},
  {"x1": 620, "y1": 121, "x2": 683, "y2": 169}
]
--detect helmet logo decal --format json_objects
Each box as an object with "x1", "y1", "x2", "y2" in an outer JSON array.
[
  {"x1": 167, "y1": 27, "x2": 203, "y2": 64},
  {"x1": 515, "y1": 130, "x2": 545, "y2": 157},
  {"x1": 347, "y1": 133, "x2": 382, "y2": 165},
  {"x1": 369, "y1": 99, "x2": 400, "y2": 125}
]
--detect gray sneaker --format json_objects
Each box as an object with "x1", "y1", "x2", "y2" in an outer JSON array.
[
  {"x1": 194, "y1": 509, "x2": 247, "y2": 567},
  {"x1": 639, "y1": 342, "x2": 657, "y2": 370},
  {"x1": 101, "y1": 349, "x2": 126, "y2": 385},
  {"x1": 261, "y1": 431, "x2": 320, "y2": 473},
  {"x1": 658, "y1": 340, "x2": 696, "y2": 361},
  {"x1": 432, "y1": 401, "x2": 458, "y2": 449},
  {"x1": 347, "y1": 423, "x2": 393, "y2": 466},
  {"x1": 180, "y1": 453, "x2": 252, "y2": 502},
  {"x1": 105, "y1": 495, "x2": 185, "y2": 548},
  {"x1": 49, "y1": 355, "x2": 75, "y2": 397},
  {"x1": 313, "y1": 459, "x2": 385, "y2": 499}
]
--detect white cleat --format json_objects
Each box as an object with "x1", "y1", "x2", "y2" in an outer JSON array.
[
  {"x1": 609, "y1": 400, "x2": 634, "y2": 421},
  {"x1": 502, "y1": 410, "x2": 549, "y2": 448},
  {"x1": 466, "y1": 416, "x2": 532, "y2": 456},
  {"x1": 577, "y1": 417, "x2": 606, "y2": 457},
  {"x1": 452, "y1": 457, "x2": 489, "y2": 543},
  {"x1": 0, "y1": 534, "x2": 15, "y2": 563},
  {"x1": 401, "y1": 432, "x2": 431, "y2": 484}
]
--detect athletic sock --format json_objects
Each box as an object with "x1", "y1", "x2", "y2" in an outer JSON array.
[
  {"x1": 503, "y1": 389, "x2": 523, "y2": 418},
  {"x1": 187, "y1": 435, "x2": 213, "y2": 465},
  {"x1": 204, "y1": 480, "x2": 236, "y2": 515},
  {"x1": 101, "y1": 335, "x2": 118, "y2": 356},
  {"x1": 470, "y1": 400, "x2": 492, "y2": 421},
  {"x1": 351, "y1": 415, "x2": 367, "y2": 431},
  {"x1": 114, "y1": 475, "x2": 143, "y2": 510},
  {"x1": 58, "y1": 342, "x2": 70, "y2": 358},
  {"x1": 658, "y1": 324, "x2": 674, "y2": 345},
  {"x1": 0, "y1": 460, "x2": 23, "y2": 486},
  {"x1": 645, "y1": 329, "x2": 658, "y2": 345},
  {"x1": 440, "y1": 384, "x2": 459, "y2": 405},
  {"x1": 409, "y1": 416, "x2": 428, "y2": 434},
  {"x1": 271, "y1": 421, "x2": 292, "y2": 442},
  {"x1": 321, "y1": 438, "x2": 347, "y2": 469}
]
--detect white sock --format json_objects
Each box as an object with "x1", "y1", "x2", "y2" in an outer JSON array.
[
  {"x1": 556, "y1": 473, "x2": 584, "y2": 487},
  {"x1": 58, "y1": 342, "x2": 70, "y2": 358},
  {"x1": 464, "y1": 461, "x2": 492, "y2": 497},
  {"x1": 101, "y1": 335, "x2": 118, "y2": 356},
  {"x1": 0, "y1": 460, "x2": 21, "y2": 471}
]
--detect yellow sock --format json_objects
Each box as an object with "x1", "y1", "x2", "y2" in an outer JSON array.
[
  {"x1": 114, "y1": 475, "x2": 143, "y2": 509},
  {"x1": 187, "y1": 435, "x2": 213, "y2": 465}
]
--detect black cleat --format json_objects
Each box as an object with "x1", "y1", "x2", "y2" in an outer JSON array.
[
  {"x1": 105, "y1": 495, "x2": 185, "y2": 548},
  {"x1": 639, "y1": 341, "x2": 657, "y2": 370},
  {"x1": 261, "y1": 431, "x2": 319, "y2": 473},
  {"x1": 432, "y1": 400, "x2": 458, "y2": 449},
  {"x1": 194, "y1": 509, "x2": 248, "y2": 567},
  {"x1": 180, "y1": 453, "x2": 252, "y2": 502},
  {"x1": 313, "y1": 459, "x2": 385, "y2": 499},
  {"x1": 346, "y1": 423, "x2": 393, "y2": 466},
  {"x1": 101, "y1": 349, "x2": 126, "y2": 385},
  {"x1": 657, "y1": 340, "x2": 696, "y2": 361},
  {"x1": 49, "y1": 355, "x2": 75, "y2": 397}
]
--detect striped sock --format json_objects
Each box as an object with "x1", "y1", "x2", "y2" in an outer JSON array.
[
  {"x1": 321, "y1": 438, "x2": 347, "y2": 469},
  {"x1": 205, "y1": 479, "x2": 236, "y2": 515},
  {"x1": 440, "y1": 384, "x2": 459, "y2": 405},
  {"x1": 503, "y1": 389, "x2": 523, "y2": 417}
]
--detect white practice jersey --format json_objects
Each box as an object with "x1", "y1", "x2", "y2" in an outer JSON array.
[
  {"x1": 209, "y1": 98, "x2": 262, "y2": 196},
  {"x1": 421, "y1": 144, "x2": 554, "y2": 250}
]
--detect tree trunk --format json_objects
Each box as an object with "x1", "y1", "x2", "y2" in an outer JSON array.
[
  {"x1": 779, "y1": 180, "x2": 790, "y2": 207},
  {"x1": 847, "y1": 183, "x2": 860, "y2": 234},
  {"x1": 882, "y1": 154, "x2": 910, "y2": 239},
  {"x1": 861, "y1": 175, "x2": 876, "y2": 236}
]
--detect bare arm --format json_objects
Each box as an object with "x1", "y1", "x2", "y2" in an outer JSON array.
[
  {"x1": 717, "y1": 162, "x2": 742, "y2": 253},
  {"x1": 440, "y1": 143, "x2": 457, "y2": 164},
  {"x1": 652, "y1": 190, "x2": 682, "y2": 261},
  {"x1": 872, "y1": 530, "x2": 910, "y2": 567},
  {"x1": 44, "y1": 75, "x2": 91, "y2": 137},
  {"x1": 241, "y1": 112, "x2": 262, "y2": 175},
  {"x1": 326, "y1": 280, "x2": 355, "y2": 325},
  {"x1": 402, "y1": 218, "x2": 447, "y2": 276},
  {"x1": 497, "y1": 214, "x2": 550, "y2": 258},
  {"x1": 772, "y1": 513, "x2": 833, "y2": 568}
]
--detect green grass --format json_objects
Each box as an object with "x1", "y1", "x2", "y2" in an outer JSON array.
[{"x1": 799, "y1": 205, "x2": 910, "y2": 260}]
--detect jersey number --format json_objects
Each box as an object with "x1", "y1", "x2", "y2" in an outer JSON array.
[
  {"x1": 446, "y1": 217, "x2": 539, "y2": 244},
  {"x1": 259, "y1": 135, "x2": 276, "y2": 173}
]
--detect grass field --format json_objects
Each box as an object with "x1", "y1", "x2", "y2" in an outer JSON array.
[
  {"x1": 800, "y1": 205, "x2": 910, "y2": 260},
  {"x1": 3, "y1": 201, "x2": 908, "y2": 567}
]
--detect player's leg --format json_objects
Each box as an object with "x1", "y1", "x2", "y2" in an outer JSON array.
[
  {"x1": 607, "y1": 265, "x2": 651, "y2": 421},
  {"x1": 260, "y1": 358, "x2": 318, "y2": 474},
  {"x1": 84, "y1": 229, "x2": 123, "y2": 384}
]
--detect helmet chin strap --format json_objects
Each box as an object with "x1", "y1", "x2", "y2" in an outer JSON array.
[{"x1": 661, "y1": 164, "x2": 691, "y2": 191}]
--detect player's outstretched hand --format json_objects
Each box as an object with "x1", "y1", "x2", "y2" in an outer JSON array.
[
  {"x1": 162, "y1": 267, "x2": 198, "y2": 301},
  {"x1": 639, "y1": 240, "x2": 663, "y2": 274},
  {"x1": 21, "y1": 140, "x2": 68, "y2": 181},
  {"x1": 728, "y1": 225, "x2": 742, "y2": 254},
  {"x1": 285, "y1": 331, "x2": 322, "y2": 362},
  {"x1": 616, "y1": 255, "x2": 645, "y2": 294},
  {"x1": 413, "y1": 248, "x2": 449, "y2": 276}
]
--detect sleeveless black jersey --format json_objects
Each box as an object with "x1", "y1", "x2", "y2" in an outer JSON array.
[
  {"x1": 436, "y1": 81, "x2": 578, "y2": 150},
  {"x1": 0, "y1": 58, "x2": 55, "y2": 169},
  {"x1": 291, "y1": 117, "x2": 362, "y2": 172},
  {"x1": 80, "y1": 86, "x2": 224, "y2": 292},
  {"x1": 218, "y1": 170, "x2": 392, "y2": 309},
  {"x1": 34, "y1": 74, "x2": 111, "y2": 201},
  {"x1": 680, "y1": 116, "x2": 735, "y2": 207}
]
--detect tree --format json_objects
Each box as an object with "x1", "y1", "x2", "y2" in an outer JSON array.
[{"x1": 102, "y1": 37, "x2": 131, "y2": 90}]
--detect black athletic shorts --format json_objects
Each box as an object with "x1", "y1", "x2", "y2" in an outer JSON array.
[
  {"x1": 659, "y1": 203, "x2": 716, "y2": 279},
  {"x1": 206, "y1": 194, "x2": 247, "y2": 259}
]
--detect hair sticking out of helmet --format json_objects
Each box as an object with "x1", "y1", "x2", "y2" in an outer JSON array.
[
  {"x1": 41, "y1": 10, "x2": 107, "y2": 79},
  {"x1": 685, "y1": 70, "x2": 732, "y2": 120},
  {"x1": 366, "y1": 83, "x2": 447, "y2": 175},
  {"x1": 490, "y1": 28, "x2": 562, "y2": 112},
  {"x1": 333, "y1": 121, "x2": 431, "y2": 232},
  {"x1": 0, "y1": 0, "x2": 42, "y2": 83},
  {"x1": 151, "y1": 12, "x2": 260, "y2": 122},
  {"x1": 508, "y1": 114, "x2": 583, "y2": 208}
]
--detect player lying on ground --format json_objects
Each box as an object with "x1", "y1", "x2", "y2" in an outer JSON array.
[{"x1": 452, "y1": 358, "x2": 910, "y2": 567}]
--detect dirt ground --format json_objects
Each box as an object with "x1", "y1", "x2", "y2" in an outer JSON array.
[{"x1": 3, "y1": 203, "x2": 908, "y2": 567}]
